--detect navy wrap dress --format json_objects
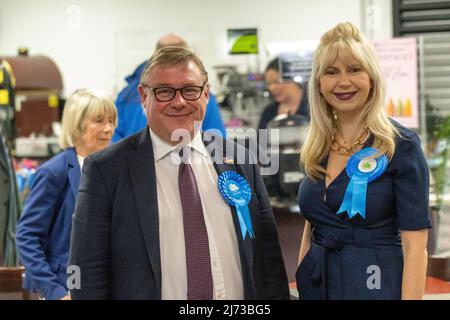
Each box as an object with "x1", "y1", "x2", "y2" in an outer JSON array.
[{"x1": 296, "y1": 122, "x2": 432, "y2": 299}]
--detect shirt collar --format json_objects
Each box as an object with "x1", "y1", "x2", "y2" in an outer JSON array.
[
  {"x1": 189, "y1": 130, "x2": 209, "y2": 158},
  {"x1": 149, "y1": 127, "x2": 209, "y2": 161}
]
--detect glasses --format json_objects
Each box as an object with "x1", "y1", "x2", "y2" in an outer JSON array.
[{"x1": 142, "y1": 83, "x2": 206, "y2": 102}]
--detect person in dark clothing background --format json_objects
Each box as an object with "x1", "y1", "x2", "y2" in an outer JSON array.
[
  {"x1": 257, "y1": 58, "x2": 309, "y2": 200},
  {"x1": 258, "y1": 57, "x2": 309, "y2": 131}
]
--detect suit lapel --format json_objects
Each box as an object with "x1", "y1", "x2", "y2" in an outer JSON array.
[
  {"x1": 205, "y1": 136, "x2": 255, "y2": 298},
  {"x1": 127, "y1": 129, "x2": 162, "y2": 298},
  {"x1": 67, "y1": 148, "x2": 81, "y2": 198}
]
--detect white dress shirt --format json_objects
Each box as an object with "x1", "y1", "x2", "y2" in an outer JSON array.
[{"x1": 150, "y1": 128, "x2": 244, "y2": 300}]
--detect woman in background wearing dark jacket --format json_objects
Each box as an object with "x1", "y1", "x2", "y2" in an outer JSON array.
[{"x1": 258, "y1": 57, "x2": 309, "y2": 131}]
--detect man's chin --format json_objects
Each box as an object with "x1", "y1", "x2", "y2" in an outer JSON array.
[{"x1": 168, "y1": 125, "x2": 195, "y2": 143}]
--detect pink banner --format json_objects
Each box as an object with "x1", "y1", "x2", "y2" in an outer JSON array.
[{"x1": 373, "y1": 38, "x2": 419, "y2": 128}]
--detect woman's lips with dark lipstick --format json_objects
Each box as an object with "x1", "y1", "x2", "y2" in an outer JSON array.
[{"x1": 334, "y1": 92, "x2": 357, "y2": 100}]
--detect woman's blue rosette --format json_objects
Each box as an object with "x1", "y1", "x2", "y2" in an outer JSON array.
[
  {"x1": 218, "y1": 171, "x2": 254, "y2": 240},
  {"x1": 337, "y1": 147, "x2": 388, "y2": 219}
]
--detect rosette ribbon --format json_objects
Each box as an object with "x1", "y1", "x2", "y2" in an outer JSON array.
[
  {"x1": 218, "y1": 171, "x2": 254, "y2": 240},
  {"x1": 337, "y1": 147, "x2": 388, "y2": 219}
]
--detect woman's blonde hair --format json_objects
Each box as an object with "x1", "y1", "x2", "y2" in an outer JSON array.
[
  {"x1": 59, "y1": 89, "x2": 118, "y2": 149},
  {"x1": 300, "y1": 22, "x2": 398, "y2": 180}
]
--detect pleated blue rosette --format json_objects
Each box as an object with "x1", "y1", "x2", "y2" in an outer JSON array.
[
  {"x1": 337, "y1": 147, "x2": 388, "y2": 219},
  {"x1": 218, "y1": 171, "x2": 254, "y2": 240}
]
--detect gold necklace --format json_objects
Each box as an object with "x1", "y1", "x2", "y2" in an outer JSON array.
[{"x1": 330, "y1": 128, "x2": 370, "y2": 156}]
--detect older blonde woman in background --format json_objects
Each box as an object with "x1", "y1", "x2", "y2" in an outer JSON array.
[
  {"x1": 296, "y1": 22, "x2": 431, "y2": 300},
  {"x1": 16, "y1": 89, "x2": 117, "y2": 300}
]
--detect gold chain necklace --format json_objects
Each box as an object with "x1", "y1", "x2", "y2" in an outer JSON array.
[{"x1": 330, "y1": 128, "x2": 370, "y2": 156}]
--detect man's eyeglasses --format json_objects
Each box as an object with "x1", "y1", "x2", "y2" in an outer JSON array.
[{"x1": 142, "y1": 83, "x2": 206, "y2": 102}]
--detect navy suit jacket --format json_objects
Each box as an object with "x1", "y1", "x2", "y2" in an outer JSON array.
[
  {"x1": 16, "y1": 147, "x2": 80, "y2": 300},
  {"x1": 69, "y1": 128, "x2": 289, "y2": 300}
]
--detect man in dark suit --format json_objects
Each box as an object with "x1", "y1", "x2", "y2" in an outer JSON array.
[{"x1": 69, "y1": 46, "x2": 289, "y2": 300}]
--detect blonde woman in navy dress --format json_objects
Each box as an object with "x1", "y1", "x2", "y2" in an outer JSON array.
[{"x1": 296, "y1": 22, "x2": 431, "y2": 300}]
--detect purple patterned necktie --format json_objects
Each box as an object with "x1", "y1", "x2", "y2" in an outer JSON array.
[{"x1": 178, "y1": 154, "x2": 213, "y2": 300}]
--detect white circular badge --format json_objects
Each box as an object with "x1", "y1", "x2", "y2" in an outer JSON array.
[{"x1": 358, "y1": 158, "x2": 377, "y2": 173}]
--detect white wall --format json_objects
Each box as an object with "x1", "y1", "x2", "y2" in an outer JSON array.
[{"x1": 0, "y1": 0, "x2": 393, "y2": 98}]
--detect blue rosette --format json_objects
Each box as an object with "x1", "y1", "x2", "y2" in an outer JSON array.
[
  {"x1": 218, "y1": 171, "x2": 254, "y2": 240},
  {"x1": 337, "y1": 147, "x2": 388, "y2": 219}
]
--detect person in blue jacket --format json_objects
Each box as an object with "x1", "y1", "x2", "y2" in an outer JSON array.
[
  {"x1": 15, "y1": 89, "x2": 117, "y2": 300},
  {"x1": 296, "y1": 22, "x2": 431, "y2": 300},
  {"x1": 112, "y1": 33, "x2": 226, "y2": 143}
]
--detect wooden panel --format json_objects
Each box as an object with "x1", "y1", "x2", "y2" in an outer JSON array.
[
  {"x1": 0, "y1": 55, "x2": 63, "y2": 91},
  {"x1": 0, "y1": 267, "x2": 30, "y2": 299},
  {"x1": 428, "y1": 257, "x2": 450, "y2": 281},
  {"x1": 15, "y1": 96, "x2": 59, "y2": 137},
  {"x1": 273, "y1": 208, "x2": 305, "y2": 283}
]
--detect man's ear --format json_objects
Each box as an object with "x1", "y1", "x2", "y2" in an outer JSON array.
[{"x1": 138, "y1": 84, "x2": 147, "y2": 106}]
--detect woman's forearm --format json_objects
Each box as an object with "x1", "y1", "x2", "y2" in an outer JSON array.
[
  {"x1": 298, "y1": 221, "x2": 311, "y2": 265},
  {"x1": 401, "y1": 229, "x2": 429, "y2": 300},
  {"x1": 402, "y1": 248, "x2": 428, "y2": 299}
]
